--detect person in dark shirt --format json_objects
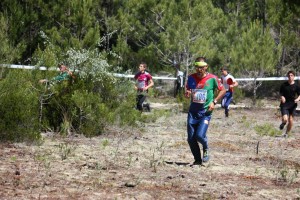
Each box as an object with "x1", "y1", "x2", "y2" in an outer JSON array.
[{"x1": 279, "y1": 70, "x2": 300, "y2": 137}]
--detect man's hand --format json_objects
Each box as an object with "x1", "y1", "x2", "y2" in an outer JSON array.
[
  {"x1": 208, "y1": 102, "x2": 215, "y2": 112},
  {"x1": 281, "y1": 96, "x2": 286, "y2": 104},
  {"x1": 143, "y1": 86, "x2": 148, "y2": 91},
  {"x1": 39, "y1": 79, "x2": 48, "y2": 84},
  {"x1": 185, "y1": 90, "x2": 191, "y2": 98}
]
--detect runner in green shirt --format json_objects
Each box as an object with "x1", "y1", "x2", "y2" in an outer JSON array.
[{"x1": 39, "y1": 64, "x2": 73, "y2": 84}]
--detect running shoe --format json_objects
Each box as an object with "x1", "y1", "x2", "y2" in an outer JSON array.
[
  {"x1": 225, "y1": 112, "x2": 229, "y2": 117},
  {"x1": 203, "y1": 149, "x2": 210, "y2": 162},
  {"x1": 192, "y1": 160, "x2": 202, "y2": 165},
  {"x1": 282, "y1": 133, "x2": 288, "y2": 138},
  {"x1": 279, "y1": 123, "x2": 286, "y2": 130}
]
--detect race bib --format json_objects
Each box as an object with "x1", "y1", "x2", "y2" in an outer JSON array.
[
  {"x1": 137, "y1": 80, "x2": 145, "y2": 89},
  {"x1": 192, "y1": 89, "x2": 207, "y2": 104}
]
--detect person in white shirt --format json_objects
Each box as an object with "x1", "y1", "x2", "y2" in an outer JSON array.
[{"x1": 220, "y1": 65, "x2": 238, "y2": 117}]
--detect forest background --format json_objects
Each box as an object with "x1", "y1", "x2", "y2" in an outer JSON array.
[{"x1": 0, "y1": 0, "x2": 300, "y2": 142}]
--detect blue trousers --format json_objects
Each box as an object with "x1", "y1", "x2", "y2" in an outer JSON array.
[
  {"x1": 187, "y1": 113, "x2": 211, "y2": 162},
  {"x1": 221, "y1": 91, "x2": 233, "y2": 113}
]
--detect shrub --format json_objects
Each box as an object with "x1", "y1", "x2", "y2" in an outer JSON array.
[
  {"x1": 39, "y1": 74, "x2": 140, "y2": 137},
  {"x1": 0, "y1": 70, "x2": 41, "y2": 142},
  {"x1": 0, "y1": 47, "x2": 165, "y2": 141}
]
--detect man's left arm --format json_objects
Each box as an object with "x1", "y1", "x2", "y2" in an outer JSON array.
[
  {"x1": 208, "y1": 87, "x2": 226, "y2": 111},
  {"x1": 232, "y1": 80, "x2": 238, "y2": 87},
  {"x1": 144, "y1": 79, "x2": 154, "y2": 91},
  {"x1": 230, "y1": 76, "x2": 238, "y2": 88},
  {"x1": 215, "y1": 87, "x2": 226, "y2": 103}
]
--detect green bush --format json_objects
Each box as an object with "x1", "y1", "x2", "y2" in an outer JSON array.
[
  {"x1": 233, "y1": 87, "x2": 245, "y2": 103},
  {"x1": 34, "y1": 48, "x2": 143, "y2": 137},
  {"x1": 0, "y1": 70, "x2": 41, "y2": 142},
  {"x1": 0, "y1": 47, "x2": 166, "y2": 142},
  {"x1": 0, "y1": 67, "x2": 143, "y2": 141},
  {"x1": 39, "y1": 74, "x2": 140, "y2": 137}
]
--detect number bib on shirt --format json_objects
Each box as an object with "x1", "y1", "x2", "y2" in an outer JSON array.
[
  {"x1": 137, "y1": 81, "x2": 145, "y2": 89},
  {"x1": 192, "y1": 89, "x2": 207, "y2": 104}
]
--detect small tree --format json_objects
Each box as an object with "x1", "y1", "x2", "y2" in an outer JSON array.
[
  {"x1": 230, "y1": 21, "x2": 281, "y2": 105},
  {"x1": 0, "y1": 70, "x2": 41, "y2": 142},
  {"x1": 35, "y1": 47, "x2": 140, "y2": 137}
]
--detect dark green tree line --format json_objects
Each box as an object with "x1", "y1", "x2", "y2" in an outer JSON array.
[{"x1": 0, "y1": 0, "x2": 299, "y2": 74}]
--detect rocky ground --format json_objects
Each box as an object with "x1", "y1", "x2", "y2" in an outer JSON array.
[{"x1": 1, "y1": 100, "x2": 300, "y2": 200}]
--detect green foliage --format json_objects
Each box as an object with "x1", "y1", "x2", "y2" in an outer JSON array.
[
  {"x1": 34, "y1": 46, "x2": 141, "y2": 137},
  {"x1": 0, "y1": 0, "x2": 300, "y2": 76},
  {"x1": 58, "y1": 142, "x2": 77, "y2": 160},
  {"x1": 101, "y1": 139, "x2": 110, "y2": 149},
  {"x1": 0, "y1": 70, "x2": 41, "y2": 142},
  {"x1": 254, "y1": 123, "x2": 282, "y2": 137},
  {"x1": 70, "y1": 88, "x2": 111, "y2": 136},
  {"x1": 38, "y1": 71, "x2": 139, "y2": 137},
  {"x1": 233, "y1": 87, "x2": 245, "y2": 103},
  {"x1": 0, "y1": 44, "x2": 143, "y2": 141},
  {"x1": 0, "y1": 13, "x2": 24, "y2": 64},
  {"x1": 182, "y1": 97, "x2": 190, "y2": 113},
  {"x1": 230, "y1": 21, "x2": 280, "y2": 75},
  {"x1": 238, "y1": 115, "x2": 252, "y2": 129},
  {"x1": 228, "y1": 21, "x2": 281, "y2": 104}
]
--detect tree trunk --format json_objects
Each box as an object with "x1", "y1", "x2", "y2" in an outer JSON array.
[{"x1": 252, "y1": 80, "x2": 257, "y2": 105}]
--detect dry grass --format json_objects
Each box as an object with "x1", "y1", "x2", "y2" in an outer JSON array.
[{"x1": 0, "y1": 101, "x2": 300, "y2": 199}]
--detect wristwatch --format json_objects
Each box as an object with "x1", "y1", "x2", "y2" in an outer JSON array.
[{"x1": 213, "y1": 100, "x2": 217, "y2": 105}]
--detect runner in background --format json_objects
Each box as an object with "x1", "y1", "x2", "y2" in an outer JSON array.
[
  {"x1": 279, "y1": 70, "x2": 300, "y2": 137},
  {"x1": 174, "y1": 63, "x2": 184, "y2": 97},
  {"x1": 134, "y1": 62, "x2": 154, "y2": 112},
  {"x1": 39, "y1": 64, "x2": 74, "y2": 85},
  {"x1": 220, "y1": 65, "x2": 238, "y2": 117}
]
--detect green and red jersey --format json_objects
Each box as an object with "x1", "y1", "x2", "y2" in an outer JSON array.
[{"x1": 186, "y1": 73, "x2": 223, "y2": 115}]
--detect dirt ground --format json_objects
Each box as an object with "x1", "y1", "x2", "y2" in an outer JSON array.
[{"x1": 1, "y1": 100, "x2": 300, "y2": 200}]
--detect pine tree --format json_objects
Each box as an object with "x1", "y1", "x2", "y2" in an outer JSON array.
[{"x1": 230, "y1": 21, "x2": 281, "y2": 104}]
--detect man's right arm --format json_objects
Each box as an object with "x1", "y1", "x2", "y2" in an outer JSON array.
[
  {"x1": 185, "y1": 77, "x2": 191, "y2": 98},
  {"x1": 279, "y1": 84, "x2": 285, "y2": 103}
]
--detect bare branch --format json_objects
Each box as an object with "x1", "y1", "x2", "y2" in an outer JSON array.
[{"x1": 150, "y1": 9, "x2": 165, "y2": 31}]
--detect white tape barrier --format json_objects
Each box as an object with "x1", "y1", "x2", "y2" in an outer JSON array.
[
  {"x1": 1, "y1": 64, "x2": 176, "y2": 80},
  {"x1": 113, "y1": 73, "x2": 176, "y2": 80},
  {"x1": 1, "y1": 64, "x2": 300, "y2": 81},
  {"x1": 1, "y1": 64, "x2": 50, "y2": 71},
  {"x1": 236, "y1": 77, "x2": 300, "y2": 81}
]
